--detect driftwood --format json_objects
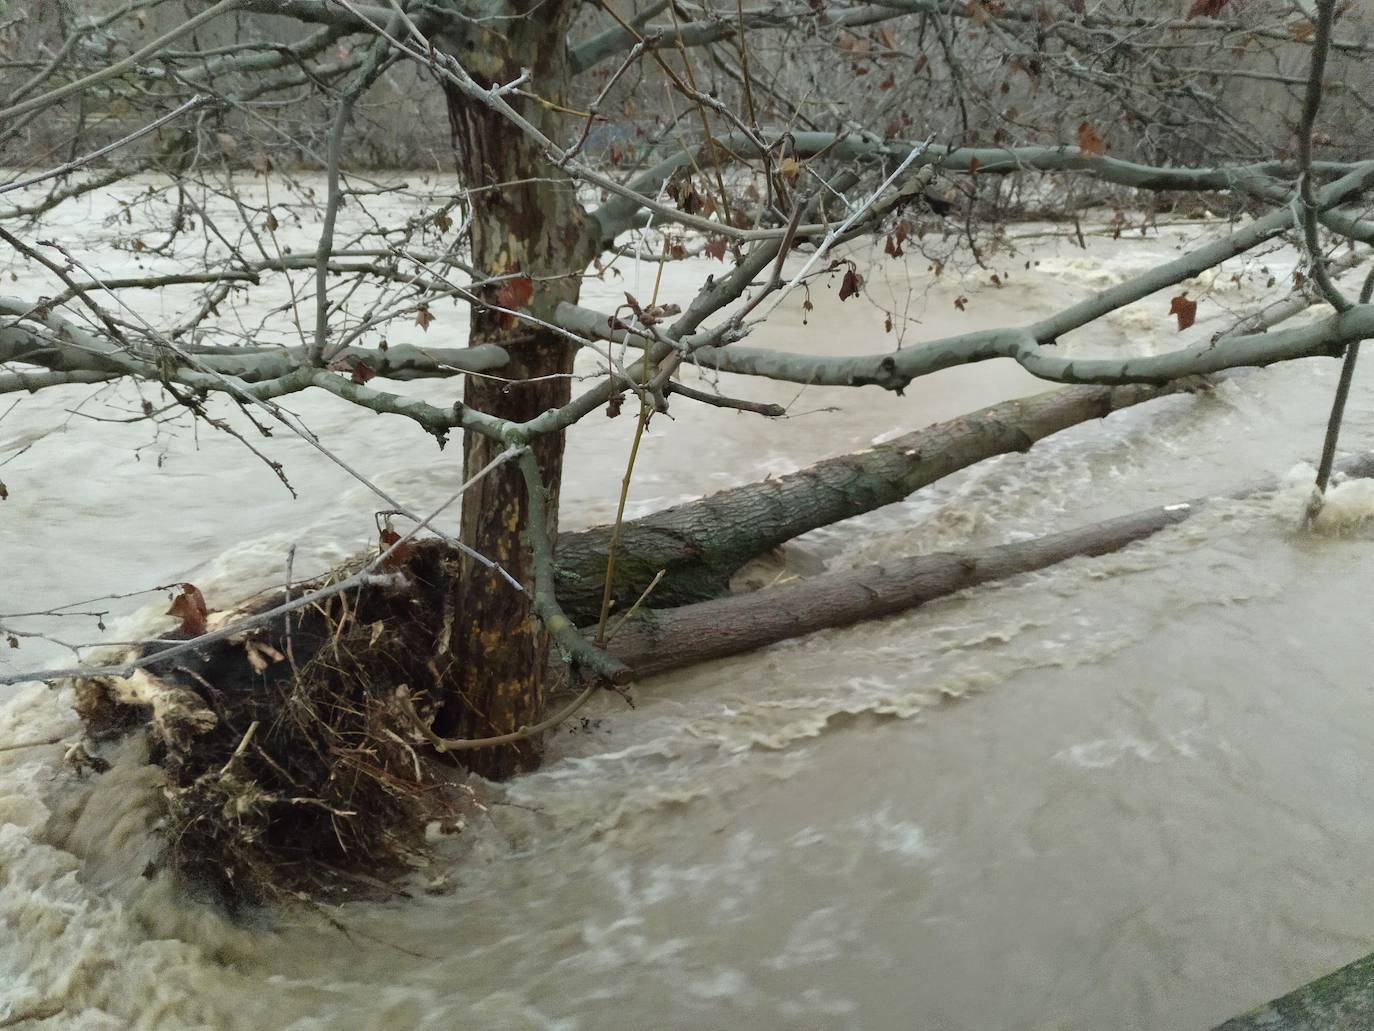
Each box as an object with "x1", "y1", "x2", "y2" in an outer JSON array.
[
  {"x1": 601, "y1": 453, "x2": 1374, "y2": 678},
  {"x1": 555, "y1": 379, "x2": 1210, "y2": 621}
]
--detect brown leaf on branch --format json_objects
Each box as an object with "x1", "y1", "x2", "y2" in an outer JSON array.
[
  {"x1": 1186, "y1": 0, "x2": 1229, "y2": 19},
  {"x1": 415, "y1": 304, "x2": 435, "y2": 331},
  {"x1": 839, "y1": 268, "x2": 863, "y2": 301},
  {"x1": 350, "y1": 360, "x2": 375, "y2": 384},
  {"x1": 884, "y1": 233, "x2": 904, "y2": 258},
  {"x1": 1289, "y1": 19, "x2": 1316, "y2": 42},
  {"x1": 665, "y1": 172, "x2": 702, "y2": 214},
  {"x1": 1077, "y1": 121, "x2": 1105, "y2": 156},
  {"x1": 167, "y1": 584, "x2": 208, "y2": 637},
  {"x1": 1169, "y1": 294, "x2": 1198, "y2": 331},
  {"x1": 378, "y1": 526, "x2": 413, "y2": 570},
  {"x1": 704, "y1": 236, "x2": 728, "y2": 262}
]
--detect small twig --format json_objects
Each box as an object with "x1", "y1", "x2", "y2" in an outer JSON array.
[
  {"x1": 1294, "y1": 0, "x2": 1350, "y2": 314},
  {"x1": 0, "y1": 733, "x2": 72, "y2": 755},
  {"x1": 395, "y1": 680, "x2": 604, "y2": 752},
  {"x1": 1306, "y1": 264, "x2": 1374, "y2": 526},
  {"x1": 218, "y1": 720, "x2": 259, "y2": 776},
  {"x1": 664, "y1": 380, "x2": 784, "y2": 417},
  {"x1": 604, "y1": 568, "x2": 666, "y2": 643}
]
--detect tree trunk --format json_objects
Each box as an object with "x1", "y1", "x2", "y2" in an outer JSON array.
[
  {"x1": 440, "y1": 11, "x2": 597, "y2": 778},
  {"x1": 555, "y1": 380, "x2": 1209, "y2": 622}
]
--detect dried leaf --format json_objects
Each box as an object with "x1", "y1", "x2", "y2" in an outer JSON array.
[
  {"x1": 432, "y1": 210, "x2": 453, "y2": 234},
  {"x1": 1169, "y1": 294, "x2": 1198, "y2": 331},
  {"x1": 0, "y1": 479, "x2": 6, "y2": 501},
  {"x1": 884, "y1": 233, "x2": 904, "y2": 258},
  {"x1": 969, "y1": 156, "x2": 981, "y2": 175},
  {"x1": 879, "y1": 72, "x2": 896, "y2": 90},
  {"x1": 265, "y1": 211, "x2": 279, "y2": 233},
  {"x1": 1186, "y1": 0, "x2": 1229, "y2": 19},
  {"x1": 350, "y1": 360, "x2": 375, "y2": 384},
  {"x1": 666, "y1": 172, "x2": 702, "y2": 214},
  {"x1": 879, "y1": 26, "x2": 899, "y2": 50},
  {"x1": 779, "y1": 156, "x2": 802, "y2": 180},
  {"x1": 884, "y1": 315, "x2": 893, "y2": 333},
  {"x1": 415, "y1": 304, "x2": 435, "y2": 331},
  {"x1": 215, "y1": 132, "x2": 237, "y2": 154},
  {"x1": 1077, "y1": 121, "x2": 1105, "y2": 156},
  {"x1": 954, "y1": 295, "x2": 969, "y2": 311},
  {"x1": 704, "y1": 236, "x2": 728, "y2": 262},
  {"x1": 167, "y1": 584, "x2": 208, "y2": 637},
  {"x1": 378, "y1": 527, "x2": 412, "y2": 570},
  {"x1": 606, "y1": 392, "x2": 625, "y2": 418},
  {"x1": 838, "y1": 268, "x2": 863, "y2": 301},
  {"x1": 1289, "y1": 19, "x2": 1316, "y2": 42}
]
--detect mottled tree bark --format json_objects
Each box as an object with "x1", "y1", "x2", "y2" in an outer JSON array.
[{"x1": 440, "y1": 6, "x2": 597, "y2": 778}]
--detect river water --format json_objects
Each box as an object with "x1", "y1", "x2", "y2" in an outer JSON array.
[{"x1": 3, "y1": 176, "x2": 1374, "y2": 1030}]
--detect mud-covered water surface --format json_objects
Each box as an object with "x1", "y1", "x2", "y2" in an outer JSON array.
[{"x1": 3, "y1": 176, "x2": 1374, "y2": 1030}]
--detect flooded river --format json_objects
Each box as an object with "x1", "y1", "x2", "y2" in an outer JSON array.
[{"x1": 3, "y1": 176, "x2": 1374, "y2": 1029}]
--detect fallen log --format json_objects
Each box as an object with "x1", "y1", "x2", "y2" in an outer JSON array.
[
  {"x1": 555, "y1": 379, "x2": 1210, "y2": 622},
  {"x1": 602, "y1": 453, "x2": 1374, "y2": 678}
]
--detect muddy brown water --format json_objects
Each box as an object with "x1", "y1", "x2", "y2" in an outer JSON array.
[{"x1": 3, "y1": 177, "x2": 1374, "y2": 1029}]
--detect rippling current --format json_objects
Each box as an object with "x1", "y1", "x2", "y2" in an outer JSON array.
[{"x1": 3, "y1": 177, "x2": 1374, "y2": 1029}]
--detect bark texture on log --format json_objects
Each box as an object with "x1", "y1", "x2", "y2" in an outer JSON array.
[
  {"x1": 602, "y1": 502, "x2": 1193, "y2": 677},
  {"x1": 556, "y1": 380, "x2": 1204, "y2": 623},
  {"x1": 441, "y1": 5, "x2": 599, "y2": 778},
  {"x1": 602, "y1": 453, "x2": 1374, "y2": 678}
]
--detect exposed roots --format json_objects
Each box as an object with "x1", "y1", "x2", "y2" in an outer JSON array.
[{"x1": 71, "y1": 541, "x2": 479, "y2": 908}]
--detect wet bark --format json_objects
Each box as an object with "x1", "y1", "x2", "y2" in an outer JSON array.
[
  {"x1": 600, "y1": 498, "x2": 1195, "y2": 677},
  {"x1": 555, "y1": 380, "x2": 1208, "y2": 623},
  {"x1": 600, "y1": 453, "x2": 1374, "y2": 678},
  {"x1": 440, "y1": 6, "x2": 597, "y2": 778}
]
